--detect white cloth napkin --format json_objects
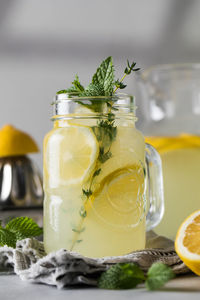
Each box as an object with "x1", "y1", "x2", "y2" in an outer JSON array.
[{"x1": 0, "y1": 232, "x2": 190, "y2": 289}]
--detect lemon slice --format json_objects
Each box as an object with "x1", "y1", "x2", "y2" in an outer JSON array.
[
  {"x1": 44, "y1": 125, "x2": 99, "y2": 186},
  {"x1": 86, "y1": 164, "x2": 145, "y2": 228},
  {"x1": 175, "y1": 210, "x2": 200, "y2": 275},
  {"x1": 96, "y1": 126, "x2": 145, "y2": 183}
]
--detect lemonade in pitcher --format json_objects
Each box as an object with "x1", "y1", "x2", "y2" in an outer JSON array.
[
  {"x1": 43, "y1": 57, "x2": 164, "y2": 257},
  {"x1": 146, "y1": 134, "x2": 200, "y2": 239},
  {"x1": 138, "y1": 63, "x2": 200, "y2": 239}
]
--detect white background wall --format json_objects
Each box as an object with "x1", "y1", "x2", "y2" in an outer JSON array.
[{"x1": 1, "y1": 0, "x2": 200, "y2": 168}]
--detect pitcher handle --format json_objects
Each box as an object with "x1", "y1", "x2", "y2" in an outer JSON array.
[{"x1": 145, "y1": 143, "x2": 164, "y2": 231}]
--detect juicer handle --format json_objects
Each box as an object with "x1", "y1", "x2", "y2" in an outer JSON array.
[{"x1": 145, "y1": 143, "x2": 164, "y2": 231}]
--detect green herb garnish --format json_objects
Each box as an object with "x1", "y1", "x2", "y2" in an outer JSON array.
[
  {"x1": 145, "y1": 262, "x2": 175, "y2": 290},
  {"x1": 0, "y1": 217, "x2": 43, "y2": 248},
  {"x1": 57, "y1": 57, "x2": 140, "y2": 99},
  {"x1": 98, "y1": 262, "x2": 175, "y2": 291},
  {"x1": 98, "y1": 263, "x2": 145, "y2": 289}
]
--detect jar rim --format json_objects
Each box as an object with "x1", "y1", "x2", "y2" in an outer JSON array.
[{"x1": 53, "y1": 92, "x2": 134, "y2": 104}]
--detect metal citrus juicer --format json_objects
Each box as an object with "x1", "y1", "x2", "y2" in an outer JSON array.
[{"x1": 0, "y1": 125, "x2": 43, "y2": 225}]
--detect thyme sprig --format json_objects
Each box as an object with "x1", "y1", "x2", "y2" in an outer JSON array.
[{"x1": 113, "y1": 60, "x2": 140, "y2": 93}]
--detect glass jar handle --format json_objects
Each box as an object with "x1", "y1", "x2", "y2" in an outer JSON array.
[{"x1": 145, "y1": 143, "x2": 164, "y2": 231}]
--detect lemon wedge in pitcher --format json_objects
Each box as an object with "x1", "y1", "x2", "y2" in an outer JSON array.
[
  {"x1": 146, "y1": 134, "x2": 200, "y2": 154},
  {"x1": 44, "y1": 124, "x2": 99, "y2": 186},
  {"x1": 175, "y1": 210, "x2": 200, "y2": 275}
]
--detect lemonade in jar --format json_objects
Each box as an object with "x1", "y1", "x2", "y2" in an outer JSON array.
[{"x1": 43, "y1": 57, "x2": 164, "y2": 257}]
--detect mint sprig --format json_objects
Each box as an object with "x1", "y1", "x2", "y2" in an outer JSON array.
[
  {"x1": 113, "y1": 60, "x2": 140, "y2": 93},
  {"x1": 0, "y1": 217, "x2": 43, "y2": 248},
  {"x1": 56, "y1": 75, "x2": 84, "y2": 96},
  {"x1": 71, "y1": 75, "x2": 85, "y2": 93},
  {"x1": 98, "y1": 262, "x2": 175, "y2": 291},
  {"x1": 145, "y1": 262, "x2": 175, "y2": 290},
  {"x1": 56, "y1": 56, "x2": 140, "y2": 99},
  {"x1": 98, "y1": 263, "x2": 145, "y2": 289}
]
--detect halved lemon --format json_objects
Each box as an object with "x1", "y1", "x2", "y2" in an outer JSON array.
[
  {"x1": 0, "y1": 124, "x2": 39, "y2": 157},
  {"x1": 44, "y1": 124, "x2": 99, "y2": 187},
  {"x1": 175, "y1": 210, "x2": 200, "y2": 275}
]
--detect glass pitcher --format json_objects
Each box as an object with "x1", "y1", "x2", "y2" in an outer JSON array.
[
  {"x1": 43, "y1": 93, "x2": 164, "y2": 257},
  {"x1": 137, "y1": 64, "x2": 200, "y2": 239}
]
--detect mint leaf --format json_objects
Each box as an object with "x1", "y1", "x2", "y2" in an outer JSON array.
[
  {"x1": 92, "y1": 56, "x2": 114, "y2": 96},
  {"x1": 5, "y1": 217, "x2": 43, "y2": 241},
  {"x1": 71, "y1": 75, "x2": 85, "y2": 93},
  {"x1": 0, "y1": 217, "x2": 42, "y2": 248},
  {"x1": 57, "y1": 76, "x2": 84, "y2": 96},
  {"x1": 56, "y1": 89, "x2": 69, "y2": 94},
  {"x1": 57, "y1": 87, "x2": 79, "y2": 95},
  {"x1": 98, "y1": 263, "x2": 145, "y2": 289},
  {"x1": 80, "y1": 83, "x2": 105, "y2": 97},
  {"x1": 0, "y1": 228, "x2": 17, "y2": 248},
  {"x1": 145, "y1": 263, "x2": 175, "y2": 290}
]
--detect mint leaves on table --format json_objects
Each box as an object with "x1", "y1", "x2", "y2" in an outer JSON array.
[
  {"x1": 98, "y1": 262, "x2": 175, "y2": 291},
  {"x1": 145, "y1": 262, "x2": 175, "y2": 290},
  {"x1": 0, "y1": 217, "x2": 43, "y2": 248},
  {"x1": 98, "y1": 263, "x2": 145, "y2": 289}
]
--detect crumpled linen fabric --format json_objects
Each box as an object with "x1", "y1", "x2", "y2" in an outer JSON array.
[{"x1": 0, "y1": 232, "x2": 190, "y2": 289}]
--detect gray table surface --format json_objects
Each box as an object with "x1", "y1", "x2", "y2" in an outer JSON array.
[{"x1": 1, "y1": 275, "x2": 200, "y2": 300}]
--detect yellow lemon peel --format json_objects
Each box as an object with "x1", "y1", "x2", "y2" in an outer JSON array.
[
  {"x1": 0, "y1": 124, "x2": 39, "y2": 157},
  {"x1": 175, "y1": 210, "x2": 200, "y2": 275}
]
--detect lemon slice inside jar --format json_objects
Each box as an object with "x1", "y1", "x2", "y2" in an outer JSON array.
[
  {"x1": 95, "y1": 126, "x2": 145, "y2": 183},
  {"x1": 44, "y1": 124, "x2": 99, "y2": 186},
  {"x1": 85, "y1": 164, "x2": 145, "y2": 228}
]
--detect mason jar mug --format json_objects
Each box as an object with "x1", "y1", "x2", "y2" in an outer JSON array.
[{"x1": 43, "y1": 93, "x2": 164, "y2": 258}]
